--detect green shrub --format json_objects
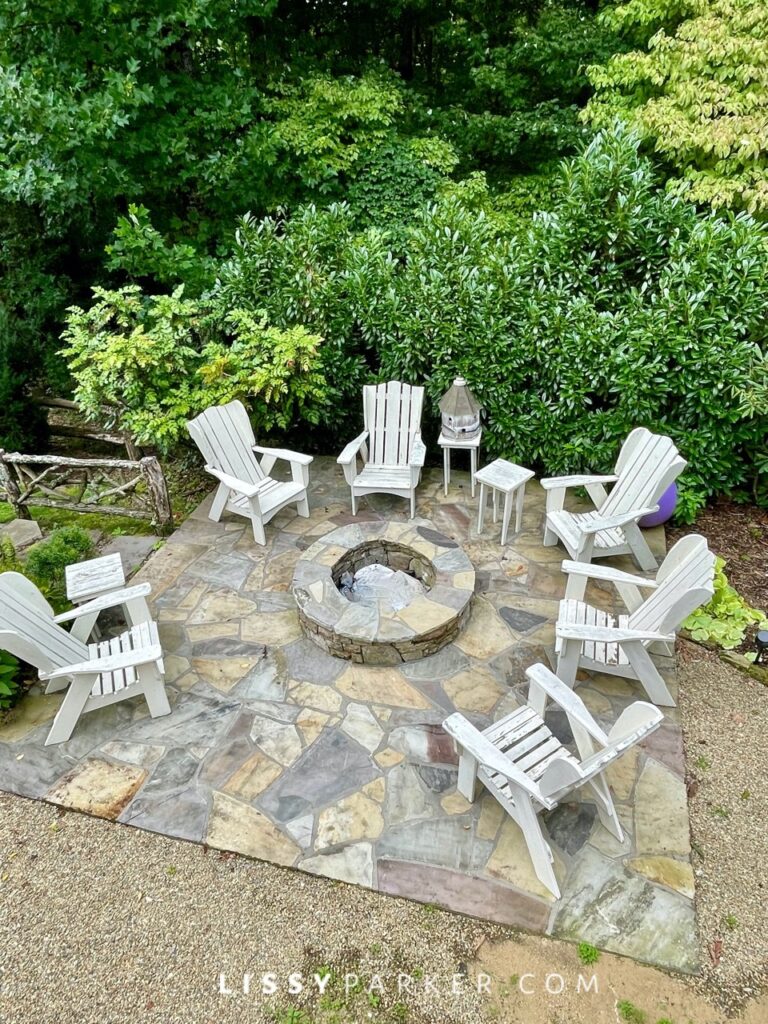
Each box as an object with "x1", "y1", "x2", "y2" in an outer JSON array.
[
  {"x1": 25, "y1": 526, "x2": 95, "y2": 599},
  {"x1": 0, "y1": 535, "x2": 21, "y2": 574},
  {"x1": 0, "y1": 650, "x2": 23, "y2": 712},
  {"x1": 684, "y1": 557, "x2": 767, "y2": 651}
]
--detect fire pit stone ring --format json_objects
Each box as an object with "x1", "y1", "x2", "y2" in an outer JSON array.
[{"x1": 291, "y1": 520, "x2": 474, "y2": 665}]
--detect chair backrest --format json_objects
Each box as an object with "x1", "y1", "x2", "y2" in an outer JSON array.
[
  {"x1": 601, "y1": 428, "x2": 687, "y2": 517},
  {"x1": 362, "y1": 381, "x2": 424, "y2": 467},
  {"x1": 187, "y1": 400, "x2": 265, "y2": 486},
  {"x1": 629, "y1": 534, "x2": 715, "y2": 634},
  {"x1": 0, "y1": 572, "x2": 88, "y2": 673},
  {"x1": 538, "y1": 698, "x2": 663, "y2": 802}
]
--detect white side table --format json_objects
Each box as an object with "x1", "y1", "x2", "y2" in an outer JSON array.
[
  {"x1": 475, "y1": 459, "x2": 535, "y2": 545},
  {"x1": 437, "y1": 430, "x2": 482, "y2": 497},
  {"x1": 64, "y1": 553, "x2": 150, "y2": 641}
]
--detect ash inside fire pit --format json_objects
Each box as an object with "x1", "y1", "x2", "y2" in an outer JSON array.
[{"x1": 339, "y1": 563, "x2": 426, "y2": 611}]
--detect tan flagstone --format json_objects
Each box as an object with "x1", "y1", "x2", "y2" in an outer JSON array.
[
  {"x1": 0, "y1": 693, "x2": 63, "y2": 743},
  {"x1": 250, "y1": 717, "x2": 302, "y2": 767},
  {"x1": 440, "y1": 791, "x2": 472, "y2": 815},
  {"x1": 289, "y1": 681, "x2": 342, "y2": 713},
  {"x1": 453, "y1": 571, "x2": 475, "y2": 591},
  {"x1": 375, "y1": 747, "x2": 405, "y2": 768},
  {"x1": 316, "y1": 792, "x2": 384, "y2": 850},
  {"x1": 207, "y1": 792, "x2": 299, "y2": 866},
  {"x1": 628, "y1": 856, "x2": 695, "y2": 899},
  {"x1": 477, "y1": 795, "x2": 505, "y2": 841},
  {"x1": 47, "y1": 759, "x2": 147, "y2": 821},
  {"x1": 443, "y1": 667, "x2": 505, "y2": 714},
  {"x1": 191, "y1": 657, "x2": 260, "y2": 693},
  {"x1": 634, "y1": 759, "x2": 691, "y2": 857},
  {"x1": 296, "y1": 708, "x2": 329, "y2": 746},
  {"x1": 455, "y1": 598, "x2": 514, "y2": 659},
  {"x1": 605, "y1": 745, "x2": 639, "y2": 801},
  {"x1": 485, "y1": 818, "x2": 564, "y2": 902},
  {"x1": 177, "y1": 581, "x2": 208, "y2": 610},
  {"x1": 158, "y1": 608, "x2": 188, "y2": 622},
  {"x1": 174, "y1": 671, "x2": 199, "y2": 691},
  {"x1": 362, "y1": 777, "x2": 386, "y2": 803},
  {"x1": 162, "y1": 654, "x2": 190, "y2": 683},
  {"x1": 579, "y1": 688, "x2": 613, "y2": 716},
  {"x1": 241, "y1": 610, "x2": 302, "y2": 646},
  {"x1": 301, "y1": 843, "x2": 374, "y2": 886},
  {"x1": 101, "y1": 741, "x2": 165, "y2": 768},
  {"x1": 187, "y1": 623, "x2": 238, "y2": 642},
  {"x1": 222, "y1": 751, "x2": 283, "y2": 802},
  {"x1": 336, "y1": 666, "x2": 430, "y2": 710},
  {"x1": 189, "y1": 591, "x2": 258, "y2": 624},
  {"x1": 396, "y1": 598, "x2": 454, "y2": 633},
  {"x1": 340, "y1": 703, "x2": 384, "y2": 753}
]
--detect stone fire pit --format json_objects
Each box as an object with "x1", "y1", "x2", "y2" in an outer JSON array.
[{"x1": 292, "y1": 520, "x2": 474, "y2": 664}]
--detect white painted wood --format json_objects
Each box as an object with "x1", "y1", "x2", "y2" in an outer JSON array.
[
  {"x1": 541, "y1": 429, "x2": 687, "y2": 568},
  {"x1": 338, "y1": 382, "x2": 425, "y2": 517},
  {"x1": 555, "y1": 535, "x2": 715, "y2": 706},
  {"x1": 188, "y1": 400, "x2": 313, "y2": 545},
  {"x1": 475, "y1": 459, "x2": 534, "y2": 545},
  {"x1": 444, "y1": 662, "x2": 662, "y2": 898},
  {"x1": 438, "y1": 430, "x2": 482, "y2": 497},
  {"x1": 0, "y1": 572, "x2": 169, "y2": 744},
  {"x1": 65, "y1": 554, "x2": 126, "y2": 603}
]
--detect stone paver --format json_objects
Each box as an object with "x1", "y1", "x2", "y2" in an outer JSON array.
[{"x1": 0, "y1": 458, "x2": 695, "y2": 971}]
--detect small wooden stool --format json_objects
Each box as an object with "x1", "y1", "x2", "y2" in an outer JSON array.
[
  {"x1": 475, "y1": 459, "x2": 535, "y2": 545},
  {"x1": 437, "y1": 430, "x2": 482, "y2": 497}
]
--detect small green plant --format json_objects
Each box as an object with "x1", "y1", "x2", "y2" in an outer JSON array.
[
  {"x1": 741, "y1": 789, "x2": 751, "y2": 800},
  {"x1": 166, "y1": 865, "x2": 177, "y2": 876},
  {"x1": 577, "y1": 942, "x2": 601, "y2": 965},
  {"x1": 684, "y1": 557, "x2": 767, "y2": 651},
  {"x1": 24, "y1": 526, "x2": 95, "y2": 600},
  {"x1": 655, "y1": 1018, "x2": 674, "y2": 1024},
  {"x1": 695, "y1": 755, "x2": 711, "y2": 772},
  {"x1": 617, "y1": 1001, "x2": 647, "y2": 1024},
  {"x1": 0, "y1": 650, "x2": 23, "y2": 712},
  {"x1": 712, "y1": 805, "x2": 730, "y2": 819},
  {"x1": 723, "y1": 913, "x2": 738, "y2": 931}
]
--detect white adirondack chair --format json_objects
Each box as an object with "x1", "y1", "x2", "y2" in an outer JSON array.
[
  {"x1": 337, "y1": 381, "x2": 426, "y2": 517},
  {"x1": 0, "y1": 572, "x2": 169, "y2": 745},
  {"x1": 542, "y1": 428, "x2": 687, "y2": 569},
  {"x1": 187, "y1": 400, "x2": 313, "y2": 545},
  {"x1": 444, "y1": 663, "x2": 662, "y2": 899},
  {"x1": 555, "y1": 534, "x2": 715, "y2": 706}
]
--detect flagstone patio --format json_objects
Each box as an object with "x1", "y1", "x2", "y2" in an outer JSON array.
[{"x1": 0, "y1": 457, "x2": 697, "y2": 972}]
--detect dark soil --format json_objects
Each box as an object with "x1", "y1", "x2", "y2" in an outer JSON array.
[{"x1": 669, "y1": 498, "x2": 768, "y2": 612}]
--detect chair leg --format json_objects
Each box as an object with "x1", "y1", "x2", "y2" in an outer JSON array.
[
  {"x1": 516, "y1": 797, "x2": 561, "y2": 899},
  {"x1": 351, "y1": 489, "x2": 357, "y2": 516},
  {"x1": 586, "y1": 775, "x2": 623, "y2": 840},
  {"x1": 456, "y1": 750, "x2": 479, "y2": 801},
  {"x1": 624, "y1": 523, "x2": 658, "y2": 571},
  {"x1": 140, "y1": 664, "x2": 171, "y2": 719},
  {"x1": 249, "y1": 515, "x2": 267, "y2": 546},
  {"x1": 209, "y1": 483, "x2": 229, "y2": 523},
  {"x1": 555, "y1": 638, "x2": 581, "y2": 689},
  {"x1": 45, "y1": 674, "x2": 97, "y2": 745},
  {"x1": 296, "y1": 493, "x2": 310, "y2": 518},
  {"x1": 625, "y1": 642, "x2": 676, "y2": 706},
  {"x1": 410, "y1": 489, "x2": 416, "y2": 519}
]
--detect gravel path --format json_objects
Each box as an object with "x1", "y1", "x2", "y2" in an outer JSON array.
[
  {"x1": 678, "y1": 641, "x2": 768, "y2": 1012},
  {"x1": 1, "y1": 645, "x2": 767, "y2": 1024}
]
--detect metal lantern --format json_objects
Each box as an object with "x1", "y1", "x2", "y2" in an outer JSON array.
[
  {"x1": 755, "y1": 630, "x2": 768, "y2": 665},
  {"x1": 439, "y1": 377, "x2": 482, "y2": 440}
]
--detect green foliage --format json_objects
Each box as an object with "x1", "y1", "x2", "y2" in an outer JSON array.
[
  {"x1": 577, "y1": 942, "x2": 601, "y2": 965},
  {"x1": 683, "y1": 556, "x2": 767, "y2": 649},
  {"x1": 61, "y1": 285, "x2": 329, "y2": 449},
  {"x1": 586, "y1": 0, "x2": 768, "y2": 212},
  {"x1": 0, "y1": 535, "x2": 22, "y2": 574},
  {"x1": 24, "y1": 526, "x2": 95, "y2": 600},
  {"x1": 617, "y1": 1001, "x2": 647, "y2": 1024},
  {"x1": 0, "y1": 649, "x2": 23, "y2": 711}
]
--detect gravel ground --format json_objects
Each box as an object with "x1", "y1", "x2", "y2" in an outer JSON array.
[
  {"x1": 678, "y1": 641, "x2": 768, "y2": 1012},
  {"x1": 1, "y1": 645, "x2": 767, "y2": 1024}
]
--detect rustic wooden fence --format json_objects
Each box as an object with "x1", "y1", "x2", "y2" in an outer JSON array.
[
  {"x1": 0, "y1": 450, "x2": 173, "y2": 531},
  {"x1": 31, "y1": 395, "x2": 141, "y2": 460}
]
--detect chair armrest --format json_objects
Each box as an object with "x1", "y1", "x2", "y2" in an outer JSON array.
[
  {"x1": 409, "y1": 434, "x2": 426, "y2": 468},
  {"x1": 525, "y1": 664, "x2": 609, "y2": 744},
  {"x1": 443, "y1": 713, "x2": 547, "y2": 804},
  {"x1": 252, "y1": 445, "x2": 313, "y2": 466},
  {"x1": 560, "y1": 561, "x2": 658, "y2": 589},
  {"x1": 557, "y1": 623, "x2": 674, "y2": 644},
  {"x1": 337, "y1": 431, "x2": 369, "y2": 465},
  {"x1": 540, "y1": 474, "x2": 618, "y2": 491},
  {"x1": 579, "y1": 507, "x2": 658, "y2": 534},
  {"x1": 40, "y1": 644, "x2": 164, "y2": 680},
  {"x1": 53, "y1": 583, "x2": 152, "y2": 624},
  {"x1": 206, "y1": 466, "x2": 268, "y2": 498}
]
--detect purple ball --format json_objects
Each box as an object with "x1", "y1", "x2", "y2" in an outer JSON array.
[{"x1": 639, "y1": 483, "x2": 678, "y2": 528}]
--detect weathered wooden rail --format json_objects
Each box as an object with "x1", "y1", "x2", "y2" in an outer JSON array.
[
  {"x1": 31, "y1": 395, "x2": 142, "y2": 460},
  {"x1": 0, "y1": 450, "x2": 173, "y2": 531}
]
